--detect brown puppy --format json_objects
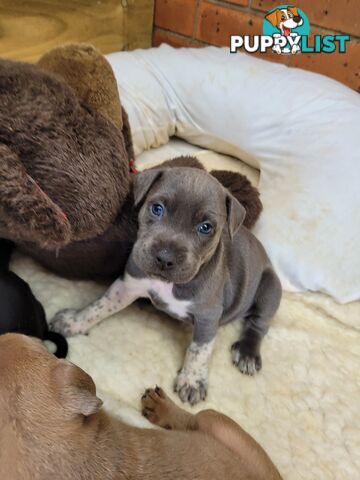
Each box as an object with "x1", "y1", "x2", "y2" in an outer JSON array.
[{"x1": 0, "y1": 334, "x2": 282, "y2": 480}]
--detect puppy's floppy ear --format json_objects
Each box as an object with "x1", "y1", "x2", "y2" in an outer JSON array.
[
  {"x1": 52, "y1": 359, "x2": 103, "y2": 417},
  {"x1": 288, "y1": 6, "x2": 299, "y2": 16},
  {"x1": 133, "y1": 169, "x2": 163, "y2": 207},
  {"x1": 226, "y1": 193, "x2": 246, "y2": 240},
  {"x1": 265, "y1": 9, "x2": 281, "y2": 27}
]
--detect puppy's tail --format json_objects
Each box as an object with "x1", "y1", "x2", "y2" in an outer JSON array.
[
  {"x1": 45, "y1": 331, "x2": 69, "y2": 359},
  {"x1": 0, "y1": 238, "x2": 14, "y2": 272}
]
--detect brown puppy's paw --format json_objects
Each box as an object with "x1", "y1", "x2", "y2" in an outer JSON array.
[
  {"x1": 231, "y1": 342, "x2": 262, "y2": 376},
  {"x1": 141, "y1": 386, "x2": 173, "y2": 429}
]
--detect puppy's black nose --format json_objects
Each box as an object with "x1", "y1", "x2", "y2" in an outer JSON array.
[
  {"x1": 293, "y1": 15, "x2": 301, "y2": 23},
  {"x1": 155, "y1": 249, "x2": 175, "y2": 270}
]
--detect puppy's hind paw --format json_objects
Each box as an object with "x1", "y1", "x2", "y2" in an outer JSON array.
[
  {"x1": 231, "y1": 341, "x2": 262, "y2": 376},
  {"x1": 49, "y1": 309, "x2": 84, "y2": 337}
]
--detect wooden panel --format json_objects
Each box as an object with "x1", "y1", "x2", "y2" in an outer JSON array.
[{"x1": 0, "y1": 0, "x2": 154, "y2": 62}]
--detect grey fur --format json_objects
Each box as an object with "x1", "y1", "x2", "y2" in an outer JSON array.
[
  {"x1": 131, "y1": 167, "x2": 282, "y2": 393},
  {"x1": 52, "y1": 167, "x2": 281, "y2": 404},
  {"x1": 132, "y1": 167, "x2": 281, "y2": 319}
]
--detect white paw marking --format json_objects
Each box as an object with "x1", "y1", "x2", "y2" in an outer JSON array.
[
  {"x1": 50, "y1": 309, "x2": 88, "y2": 337},
  {"x1": 174, "y1": 340, "x2": 215, "y2": 405},
  {"x1": 174, "y1": 369, "x2": 208, "y2": 405}
]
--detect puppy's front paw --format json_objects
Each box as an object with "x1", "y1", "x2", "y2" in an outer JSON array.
[
  {"x1": 50, "y1": 309, "x2": 85, "y2": 337},
  {"x1": 231, "y1": 341, "x2": 262, "y2": 376},
  {"x1": 174, "y1": 370, "x2": 208, "y2": 405}
]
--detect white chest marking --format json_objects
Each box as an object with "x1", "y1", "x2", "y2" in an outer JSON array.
[{"x1": 124, "y1": 274, "x2": 192, "y2": 319}]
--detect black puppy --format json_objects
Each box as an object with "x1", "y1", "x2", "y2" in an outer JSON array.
[{"x1": 0, "y1": 239, "x2": 68, "y2": 358}]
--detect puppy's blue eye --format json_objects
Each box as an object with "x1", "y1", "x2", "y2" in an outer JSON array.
[
  {"x1": 198, "y1": 222, "x2": 213, "y2": 235},
  {"x1": 151, "y1": 203, "x2": 164, "y2": 218}
]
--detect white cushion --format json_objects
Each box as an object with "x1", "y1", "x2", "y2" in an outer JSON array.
[
  {"x1": 107, "y1": 51, "x2": 176, "y2": 155},
  {"x1": 107, "y1": 46, "x2": 360, "y2": 303}
]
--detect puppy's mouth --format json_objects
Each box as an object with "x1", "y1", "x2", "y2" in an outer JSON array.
[
  {"x1": 132, "y1": 241, "x2": 200, "y2": 284},
  {"x1": 148, "y1": 270, "x2": 170, "y2": 281},
  {"x1": 144, "y1": 266, "x2": 196, "y2": 284},
  {"x1": 138, "y1": 257, "x2": 200, "y2": 284}
]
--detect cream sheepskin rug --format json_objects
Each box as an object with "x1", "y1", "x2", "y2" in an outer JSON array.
[{"x1": 11, "y1": 141, "x2": 360, "y2": 480}]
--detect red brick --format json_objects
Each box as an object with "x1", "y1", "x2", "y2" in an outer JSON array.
[
  {"x1": 196, "y1": 2, "x2": 263, "y2": 46},
  {"x1": 154, "y1": 0, "x2": 198, "y2": 36},
  {"x1": 252, "y1": 0, "x2": 295, "y2": 12},
  {"x1": 251, "y1": 0, "x2": 360, "y2": 38},
  {"x1": 153, "y1": 28, "x2": 198, "y2": 48},
  {"x1": 288, "y1": 36, "x2": 360, "y2": 92},
  {"x1": 223, "y1": 0, "x2": 249, "y2": 6}
]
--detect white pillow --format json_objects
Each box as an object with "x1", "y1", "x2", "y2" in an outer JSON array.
[
  {"x1": 107, "y1": 51, "x2": 176, "y2": 155},
  {"x1": 107, "y1": 46, "x2": 360, "y2": 303}
]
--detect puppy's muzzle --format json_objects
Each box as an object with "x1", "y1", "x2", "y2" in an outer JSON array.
[
  {"x1": 151, "y1": 244, "x2": 187, "y2": 272},
  {"x1": 154, "y1": 248, "x2": 186, "y2": 271},
  {"x1": 155, "y1": 249, "x2": 176, "y2": 271}
]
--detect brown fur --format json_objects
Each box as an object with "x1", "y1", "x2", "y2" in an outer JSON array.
[
  {"x1": 0, "y1": 46, "x2": 131, "y2": 249},
  {"x1": 121, "y1": 107, "x2": 136, "y2": 163},
  {"x1": 38, "y1": 44, "x2": 124, "y2": 130},
  {"x1": 265, "y1": 6, "x2": 300, "y2": 28},
  {"x1": 0, "y1": 144, "x2": 71, "y2": 247},
  {"x1": 0, "y1": 334, "x2": 282, "y2": 480},
  {"x1": 19, "y1": 191, "x2": 138, "y2": 280}
]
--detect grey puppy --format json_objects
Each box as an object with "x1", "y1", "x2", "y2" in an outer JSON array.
[{"x1": 51, "y1": 167, "x2": 282, "y2": 405}]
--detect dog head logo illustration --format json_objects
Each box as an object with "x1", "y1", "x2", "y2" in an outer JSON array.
[
  {"x1": 265, "y1": 6, "x2": 303, "y2": 37},
  {"x1": 263, "y1": 5, "x2": 310, "y2": 54}
]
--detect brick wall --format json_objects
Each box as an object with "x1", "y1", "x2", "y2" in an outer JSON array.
[{"x1": 153, "y1": 0, "x2": 360, "y2": 91}]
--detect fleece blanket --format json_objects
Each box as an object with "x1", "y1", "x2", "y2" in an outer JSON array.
[{"x1": 12, "y1": 140, "x2": 360, "y2": 480}]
